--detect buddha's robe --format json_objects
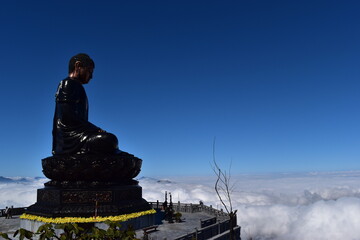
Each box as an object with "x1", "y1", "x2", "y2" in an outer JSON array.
[{"x1": 52, "y1": 77, "x2": 118, "y2": 155}]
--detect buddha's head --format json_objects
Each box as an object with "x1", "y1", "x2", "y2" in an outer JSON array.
[{"x1": 68, "y1": 53, "x2": 95, "y2": 84}]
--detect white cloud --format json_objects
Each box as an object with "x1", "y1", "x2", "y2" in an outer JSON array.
[
  {"x1": 0, "y1": 178, "x2": 46, "y2": 209},
  {"x1": 1, "y1": 172, "x2": 360, "y2": 239},
  {"x1": 141, "y1": 172, "x2": 360, "y2": 240}
]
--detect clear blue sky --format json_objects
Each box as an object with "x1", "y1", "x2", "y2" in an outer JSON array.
[{"x1": 1, "y1": 1, "x2": 360, "y2": 177}]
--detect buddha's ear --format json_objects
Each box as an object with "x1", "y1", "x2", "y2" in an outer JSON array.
[{"x1": 74, "y1": 61, "x2": 82, "y2": 69}]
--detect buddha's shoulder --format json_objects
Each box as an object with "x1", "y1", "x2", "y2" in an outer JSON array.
[
  {"x1": 58, "y1": 78, "x2": 83, "y2": 91},
  {"x1": 56, "y1": 78, "x2": 85, "y2": 99}
]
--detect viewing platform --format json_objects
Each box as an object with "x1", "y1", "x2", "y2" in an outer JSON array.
[{"x1": 0, "y1": 202, "x2": 241, "y2": 240}]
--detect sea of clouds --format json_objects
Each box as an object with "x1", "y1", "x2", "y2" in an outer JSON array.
[{"x1": 1, "y1": 172, "x2": 360, "y2": 240}]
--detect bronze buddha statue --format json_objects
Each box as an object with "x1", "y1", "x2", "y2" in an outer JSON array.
[{"x1": 52, "y1": 53, "x2": 119, "y2": 155}]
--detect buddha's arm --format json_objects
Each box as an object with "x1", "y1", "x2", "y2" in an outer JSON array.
[{"x1": 57, "y1": 101, "x2": 99, "y2": 131}]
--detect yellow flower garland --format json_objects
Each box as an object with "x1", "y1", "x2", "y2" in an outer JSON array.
[{"x1": 20, "y1": 209, "x2": 156, "y2": 224}]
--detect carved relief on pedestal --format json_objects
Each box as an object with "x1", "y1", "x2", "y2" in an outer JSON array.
[{"x1": 62, "y1": 191, "x2": 113, "y2": 204}]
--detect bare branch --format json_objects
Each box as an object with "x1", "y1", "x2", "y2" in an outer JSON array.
[
  {"x1": 211, "y1": 138, "x2": 238, "y2": 240},
  {"x1": 212, "y1": 137, "x2": 233, "y2": 214}
]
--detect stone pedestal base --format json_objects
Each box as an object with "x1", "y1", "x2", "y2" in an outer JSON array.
[
  {"x1": 25, "y1": 153, "x2": 154, "y2": 232},
  {"x1": 26, "y1": 183, "x2": 151, "y2": 218}
]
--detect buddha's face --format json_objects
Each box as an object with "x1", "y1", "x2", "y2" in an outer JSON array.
[
  {"x1": 78, "y1": 66, "x2": 94, "y2": 84},
  {"x1": 69, "y1": 60, "x2": 95, "y2": 84}
]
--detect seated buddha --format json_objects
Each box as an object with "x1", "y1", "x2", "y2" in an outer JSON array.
[{"x1": 52, "y1": 53, "x2": 119, "y2": 155}]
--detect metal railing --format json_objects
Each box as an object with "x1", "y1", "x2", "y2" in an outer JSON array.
[
  {"x1": 174, "y1": 220, "x2": 241, "y2": 240},
  {"x1": 148, "y1": 201, "x2": 240, "y2": 240},
  {"x1": 148, "y1": 202, "x2": 228, "y2": 217}
]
